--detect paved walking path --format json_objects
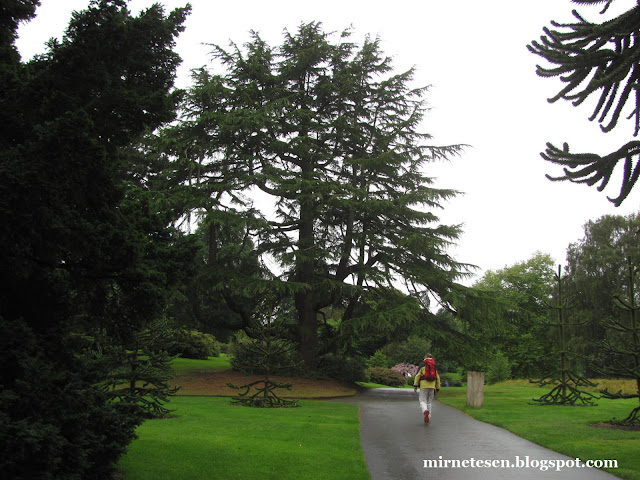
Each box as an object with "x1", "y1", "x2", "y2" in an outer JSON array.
[{"x1": 334, "y1": 388, "x2": 621, "y2": 480}]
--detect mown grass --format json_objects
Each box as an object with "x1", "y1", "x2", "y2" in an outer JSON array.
[
  {"x1": 437, "y1": 383, "x2": 640, "y2": 480},
  {"x1": 117, "y1": 396, "x2": 370, "y2": 480},
  {"x1": 127, "y1": 359, "x2": 639, "y2": 480},
  {"x1": 170, "y1": 354, "x2": 232, "y2": 376},
  {"x1": 356, "y1": 381, "x2": 412, "y2": 389}
]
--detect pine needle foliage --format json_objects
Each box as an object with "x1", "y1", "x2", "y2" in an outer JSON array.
[
  {"x1": 529, "y1": 1, "x2": 640, "y2": 205},
  {"x1": 161, "y1": 23, "x2": 469, "y2": 366}
]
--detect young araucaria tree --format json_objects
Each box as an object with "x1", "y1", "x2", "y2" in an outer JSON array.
[
  {"x1": 531, "y1": 266, "x2": 598, "y2": 406},
  {"x1": 226, "y1": 301, "x2": 300, "y2": 408},
  {"x1": 597, "y1": 258, "x2": 640, "y2": 425}
]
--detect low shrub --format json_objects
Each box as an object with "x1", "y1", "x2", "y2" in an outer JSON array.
[
  {"x1": 365, "y1": 350, "x2": 391, "y2": 368},
  {"x1": 365, "y1": 367, "x2": 405, "y2": 387},
  {"x1": 218, "y1": 342, "x2": 231, "y2": 355},
  {"x1": 591, "y1": 378, "x2": 637, "y2": 395},
  {"x1": 487, "y1": 352, "x2": 512, "y2": 384},
  {"x1": 164, "y1": 329, "x2": 219, "y2": 360},
  {"x1": 316, "y1": 354, "x2": 366, "y2": 383},
  {"x1": 391, "y1": 363, "x2": 419, "y2": 385},
  {"x1": 439, "y1": 373, "x2": 463, "y2": 387}
]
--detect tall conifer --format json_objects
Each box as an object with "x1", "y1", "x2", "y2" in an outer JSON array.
[
  {"x1": 0, "y1": 1, "x2": 191, "y2": 476},
  {"x1": 162, "y1": 23, "x2": 468, "y2": 366}
]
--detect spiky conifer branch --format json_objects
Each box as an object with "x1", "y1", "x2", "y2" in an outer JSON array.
[
  {"x1": 529, "y1": 1, "x2": 640, "y2": 205},
  {"x1": 542, "y1": 140, "x2": 640, "y2": 206}
]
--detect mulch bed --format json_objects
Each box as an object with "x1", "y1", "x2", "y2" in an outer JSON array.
[{"x1": 172, "y1": 369, "x2": 359, "y2": 399}]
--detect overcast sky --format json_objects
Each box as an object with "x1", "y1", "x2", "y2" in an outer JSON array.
[{"x1": 16, "y1": 0, "x2": 640, "y2": 285}]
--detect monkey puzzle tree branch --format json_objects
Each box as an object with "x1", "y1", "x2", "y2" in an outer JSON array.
[
  {"x1": 529, "y1": 2, "x2": 640, "y2": 204},
  {"x1": 542, "y1": 140, "x2": 640, "y2": 206}
]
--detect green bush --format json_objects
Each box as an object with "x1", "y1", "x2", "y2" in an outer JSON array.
[
  {"x1": 439, "y1": 373, "x2": 463, "y2": 387},
  {"x1": 164, "y1": 329, "x2": 219, "y2": 360},
  {"x1": 218, "y1": 342, "x2": 231, "y2": 355},
  {"x1": 365, "y1": 350, "x2": 391, "y2": 368},
  {"x1": 317, "y1": 354, "x2": 366, "y2": 383},
  {"x1": 487, "y1": 352, "x2": 512, "y2": 384},
  {"x1": 365, "y1": 367, "x2": 405, "y2": 387}
]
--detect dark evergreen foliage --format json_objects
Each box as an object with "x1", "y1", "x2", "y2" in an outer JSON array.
[
  {"x1": 91, "y1": 320, "x2": 182, "y2": 419},
  {"x1": 0, "y1": 1, "x2": 191, "y2": 477},
  {"x1": 167, "y1": 209, "x2": 274, "y2": 341},
  {"x1": 529, "y1": 1, "x2": 640, "y2": 205},
  {"x1": 0, "y1": 317, "x2": 141, "y2": 479},
  {"x1": 315, "y1": 353, "x2": 366, "y2": 383}
]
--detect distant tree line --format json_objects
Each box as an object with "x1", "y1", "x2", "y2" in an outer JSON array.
[{"x1": 451, "y1": 212, "x2": 640, "y2": 385}]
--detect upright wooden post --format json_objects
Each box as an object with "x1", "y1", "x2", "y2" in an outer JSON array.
[{"x1": 466, "y1": 372, "x2": 485, "y2": 408}]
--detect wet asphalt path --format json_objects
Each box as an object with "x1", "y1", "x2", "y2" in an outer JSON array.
[{"x1": 334, "y1": 388, "x2": 621, "y2": 480}]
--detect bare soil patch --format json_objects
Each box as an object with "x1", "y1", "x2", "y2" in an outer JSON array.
[
  {"x1": 172, "y1": 369, "x2": 359, "y2": 399},
  {"x1": 590, "y1": 422, "x2": 640, "y2": 432}
]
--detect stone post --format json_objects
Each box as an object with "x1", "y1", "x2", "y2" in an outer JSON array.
[{"x1": 466, "y1": 371, "x2": 485, "y2": 408}]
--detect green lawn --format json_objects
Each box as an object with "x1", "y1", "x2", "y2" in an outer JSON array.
[
  {"x1": 438, "y1": 383, "x2": 640, "y2": 480},
  {"x1": 356, "y1": 381, "x2": 413, "y2": 389},
  {"x1": 117, "y1": 396, "x2": 370, "y2": 480},
  {"x1": 121, "y1": 359, "x2": 639, "y2": 480},
  {"x1": 170, "y1": 354, "x2": 232, "y2": 375}
]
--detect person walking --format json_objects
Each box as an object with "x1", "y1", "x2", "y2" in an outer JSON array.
[{"x1": 413, "y1": 353, "x2": 440, "y2": 423}]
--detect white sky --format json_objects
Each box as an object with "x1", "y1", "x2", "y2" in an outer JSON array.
[{"x1": 15, "y1": 0, "x2": 640, "y2": 285}]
